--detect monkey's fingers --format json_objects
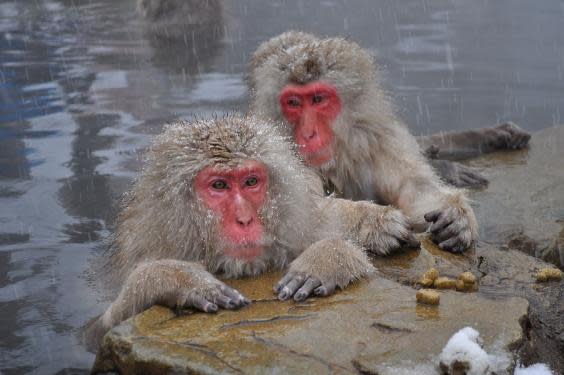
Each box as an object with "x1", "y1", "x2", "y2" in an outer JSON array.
[
  {"x1": 460, "y1": 173, "x2": 488, "y2": 188},
  {"x1": 500, "y1": 122, "x2": 531, "y2": 149},
  {"x1": 424, "y1": 210, "x2": 442, "y2": 223},
  {"x1": 273, "y1": 272, "x2": 296, "y2": 293},
  {"x1": 458, "y1": 167, "x2": 488, "y2": 186},
  {"x1": 219, "y1": 284, "x2": 250, "y2": 306},
  {"x1": 215, "y1": 295, "x2": 238, "y2": 310},
  {"x1": 187, "y1": 294, "x2": 218, "y2": 313},
  {"x1": 438, "y1": 236, "x2": 466, "y2": 253},
  {"x1": 278, "y1": 274, "x2": 307, "y2": 300},
  {"x1": 314, "y1": 280, "x2": 336, "y2": 297},
  {"x1": 294, "y1": 277, "x2": 322, "y2": 302},
  {"x1": 400, "y1": 231, "x2": 420, "y2": 248},
  {"x1": 429, "y1": 211, "x2": 454, "y2": 233},
  {"x1": 434, "y1": 223, "x2": 459, "y2": 244},
  {"x1": 513, "y1": 132, "x2": 531, "y2": 149}
]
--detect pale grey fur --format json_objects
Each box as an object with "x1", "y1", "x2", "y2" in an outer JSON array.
[
  {"x1": 248, "y1": 31, "x2": 478, "y2": 251},
  {"x1": 85, "y1": 115, "x2": 375, "y2": 350}
]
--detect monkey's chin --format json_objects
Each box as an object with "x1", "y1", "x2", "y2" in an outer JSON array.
[
  {"x1": 301, "y1": 146, "x2": 333, "y2": 167},
  {"x1": 224, "y1": 244, "x2": 264, "y2": 262}
]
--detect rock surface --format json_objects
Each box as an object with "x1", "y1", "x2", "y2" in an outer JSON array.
[
  {"x1": 92, "y1": 126, "x2": 564, "y2": 375},
  {"x1": 468, "y1": 125, "x2": 564, "y2": 268},
  {"x1": 92, "y1": 237, "x2": 563, "y2": 375}
]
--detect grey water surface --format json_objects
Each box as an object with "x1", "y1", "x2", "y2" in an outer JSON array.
[{"x1": 0, "y1": 1, "x2": 563, "y2": 373}]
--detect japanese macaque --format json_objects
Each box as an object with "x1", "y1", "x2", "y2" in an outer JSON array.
[
  {"x1": 249, "y1": 31, "x2": 484, "y2": 253},
  {"x1": 85, "y1": 115, "x2": 418, "y2": 349},
  {"x1": 249, "y1": 32, "x2": 529, "y2": 190},
  {"x1": 137, "y1": 0, "x2": 223, "y2": 42}
]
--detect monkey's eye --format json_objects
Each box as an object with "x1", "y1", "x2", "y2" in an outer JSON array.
[
  {"x1": 211, "y1": 180, "x2": 228, "y2": 190},
  {"x1": 245, "y1": 177, "x2": 258, "y2": 187},
  {"x1": 286, "y1": 97, "x2": 301, "y2": 107},
  {"x1": 312, "y1": 94, "x2": 325, "y2": 104}
]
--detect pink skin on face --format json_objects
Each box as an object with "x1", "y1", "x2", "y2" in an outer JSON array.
[
  {"x1": 194, "y1": 161, "x2": 268, "y2": 261},
  {"x1": 279, "y1": 82, "x2": 342, "y2": 166}
]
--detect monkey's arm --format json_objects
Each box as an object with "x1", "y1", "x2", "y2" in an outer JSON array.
[
  {"x1": 84, "y1": 259, "x2": 249, "y2": 349},
  {"x1": 274, "y1": 239, "x2": 374, "y2": 301},
  {"x1": 318, "y1": 197, "x2": 419, "y2": 255},
  {"x1": 428, "y1": 159, "x2": 489, "y2": 188},
  {"x1": 417, "y1": 122, "x2": 530, "y2": 160},
  {"x1": 373, "y1": 130, "x2": 478, "y2": 253}
]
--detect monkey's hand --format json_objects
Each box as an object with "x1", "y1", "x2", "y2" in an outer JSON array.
[
  {"x1": 429, "y1": 159, "x2": 489, "y2": 189},
  {"x1": 486, "y1": 122, "x2": 531, "y2": 150},
  {"x1": 172, "y1": 266, "x2": 251, "y2": 313},
  {"x1": 349, "y1": 202, "x2": 419, "y2": 255},
  {"x1": 424, "y1": 196, "x2": 478, "y2": 253},
  {"x1": 274, "y1": 239, "x2": 374, "y2": 302},
  {"x1": 107, "y1": 260, "x2": 250, "y2": 324}
]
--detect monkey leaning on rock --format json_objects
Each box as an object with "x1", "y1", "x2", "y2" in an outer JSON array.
[
  {"x1": 84, "y1": 115, "x2": 422, "y2": 350},
  {"x1": 248, "y1": 31, "x2": 508, "y2": 253}
]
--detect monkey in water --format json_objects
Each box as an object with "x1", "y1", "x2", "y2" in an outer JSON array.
[
  {"x1": 137, "y1": 0, "x2": 223, "y2": 42},
  {"x1": 248, "y1": 31, "x2": 491, "y2": 253},
  {"x1": 249, "y1": 31, "x2": 530, "y2": 189},
  {"x1": 85, "y1": 115, "x2": 422, "y2": 349}
]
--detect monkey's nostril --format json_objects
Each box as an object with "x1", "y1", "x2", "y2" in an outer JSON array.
[{"x1": 237, "y1": 216, "x2": 253, "y2": 226}]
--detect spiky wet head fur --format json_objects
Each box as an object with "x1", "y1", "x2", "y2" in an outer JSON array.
[
  {"x1": 249, "y1": 31, "x2": 433, "y2": 202},
  {"x1": 111, "y1": 115, "x2": 326, "y2": 281}
]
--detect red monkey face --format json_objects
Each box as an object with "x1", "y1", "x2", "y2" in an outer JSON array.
[
  {"x1": 195, "y1": 161, "x2": 268, "y2": 261},
  {"x1": 279, "y1": 82, "x2": 342, "y2": 166}
]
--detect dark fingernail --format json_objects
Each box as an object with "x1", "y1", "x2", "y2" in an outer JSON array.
[
  {"x1": 295, "y1": 292, "x2": 305, "y2": 302},
  {"x1": 314, "y1": 287, "x2": 325, "y2": 296},
  {"x1": 278, "y1": 288, "x2": 290, "y2": 300},
  {"x1": 206, "y1": 303, "x2": 218, "y2": 313},
  {"x1": 273, "y1": 284, "x2": 281, "y2": 293}
]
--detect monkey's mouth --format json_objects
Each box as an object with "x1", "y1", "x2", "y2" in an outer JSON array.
[
  {"x1": 224, "y1": 243, "x2": 264, "y2": 261},
  {"x1": 300, "y1": 144, "x2": 333, "y2": 166}
]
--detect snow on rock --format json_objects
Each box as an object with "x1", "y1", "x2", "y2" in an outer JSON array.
[
  {"x1": 514, "y1": 363, "x2": 554, "y2": 375},
  {"x1": 439, "y1": 327, "x2": 492, "y2": 375},
  {"x1": 438, "y1": 326, "x2": 515, "y2": 375}
]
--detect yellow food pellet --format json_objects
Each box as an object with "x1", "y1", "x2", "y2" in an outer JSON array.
[
  {"x1": 423, "y1": 268, "x2": 439, "y2": 281},
  {"x1": 419, "y1": 277, "x2": 434, "y2": 287},
  {"x1": 455, "y1": 279, "x2": 466, "y2": 291},
  {"x1": 416, "y1": 289, "x2": 440, "y2": 305},
  {"x1": 434, "y1": 277, "x2": 457, "y2": 289},
  {"x1": 536, "y1": 268, "x2": 563, "y2": 282},
  {"x1": 459, "y1": 271, "x2": 477, "y2": 284}
]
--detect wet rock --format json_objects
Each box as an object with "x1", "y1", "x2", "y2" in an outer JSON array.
[
  {"x1": 372, "y1": 238, "x2": 564, "y2": 374},
  {"x1": 468, "y1": 126, "x2": 564, "y2": 268},
  {"x1": 92, "y1": 127, "x2": 564, "y2": 374},
  {"x1": 92, "y1": 236, "x2": 564, "y2": 375}
]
